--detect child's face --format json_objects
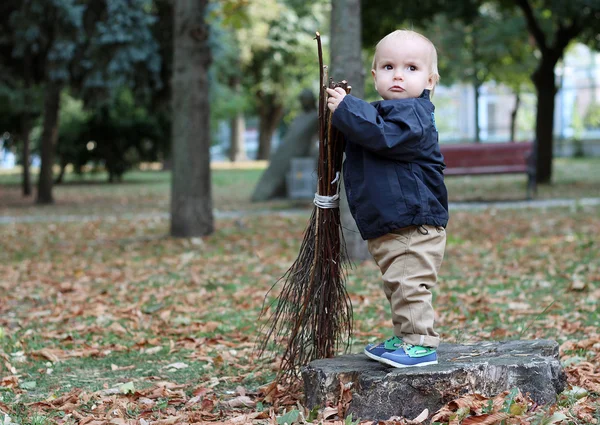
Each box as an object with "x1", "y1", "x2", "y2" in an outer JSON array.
[{"x1": 371, "y1": 36, "x2": 435, "y2": 100}]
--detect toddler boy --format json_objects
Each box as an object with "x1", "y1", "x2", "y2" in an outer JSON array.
[{"x1": 326, "y1": 29, "x2": 448, "y2": 367}]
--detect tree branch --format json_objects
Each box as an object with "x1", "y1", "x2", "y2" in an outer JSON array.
[
  {"x1": 554, "y1": 20, "x2": 583, "y2": 56},
  {"x1": 515, "y1": 0, "x2": 548, "y2": 54}
]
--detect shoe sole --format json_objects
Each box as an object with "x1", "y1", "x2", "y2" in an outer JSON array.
[{"x1": 379, "y1": 357, "x2": 438, "y2": 368}]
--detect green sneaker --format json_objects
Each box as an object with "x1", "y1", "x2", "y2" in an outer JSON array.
[
  {"x1": 364, "y1": 336, "x2": 403, "y2": 363},
  {"x1": 380, "y1": 343, "x2": 438, "y2": 368}
]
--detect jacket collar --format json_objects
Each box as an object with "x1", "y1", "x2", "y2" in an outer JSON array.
[{"x1": 419, "y1": 89, "x2": 431, "y2": 100}]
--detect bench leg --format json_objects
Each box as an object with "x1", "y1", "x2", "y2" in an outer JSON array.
[
  {"x1": 526, "y1": 145, "x2": 537, "y2": 200},
  {"x1": 526, "y1": 173, "x2": 537, "y2": 200}
]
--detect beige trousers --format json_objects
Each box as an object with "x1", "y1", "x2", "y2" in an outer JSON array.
[{"x1": 367, "y1": 225, "x2": 446, "y2": 348}]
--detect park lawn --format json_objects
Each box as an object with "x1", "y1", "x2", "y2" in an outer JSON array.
[
  {"x1": 0, "y1": 209, "x2": 599, "y2": 423},
  {"x1": 0, "y1": 159, "x2": 599, "y2": 423},
  {"x1": 0, "y1": 157, "x2": 599, "y2": 219}
]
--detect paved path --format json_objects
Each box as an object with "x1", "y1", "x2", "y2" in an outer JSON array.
[{"x1": 1, "y1": 197, "x2": 599, "y2": 225}]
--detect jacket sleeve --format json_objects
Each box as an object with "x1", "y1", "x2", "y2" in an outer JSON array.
[{"x1": 331, "y1": 95, "x2": 422, "y2": 161}]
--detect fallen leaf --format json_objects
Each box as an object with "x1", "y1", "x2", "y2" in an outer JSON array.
[
  {"x1": 569, "y1": 279, "x2": 587, "y2": 291},
  {"x1": 462, "y1": 412, "x2": 510, "y2": 425},
  {"x1": 143, "y1": 346, "x2": 162, "y2": 355},
  {"x1": 164, "y1": 362, "x2": 188, "y2": 370},
  {"x1": 408, "y1": 408, "x2": 429, "y2": 424},
  {"x1": 20, "y1": 381, "x2": 36, "y2": 390},
  {"x1": 111, "y1": 364, "x2": 135, "y2": 371},
  {"x1": 0, "y1": 376, "x2": 19, "y2": 388},
  {"x1": 34, "y1": 348, "x2": 60, "y2": 363},
  {"x1": 201, "y1": 398, "x2": 215, "y2": 411},
  {"x1": 545, "y1": 413, "x2": 568, "y2": 424},
  {"x1": 119, "y1": 382, "x2": 135, "y2": 394},
  {"x1": 321, "y1": 406, "x2": 338, "y2": 420},
  {"x1": 230, "y1": 412, "x2": 269, "y2": 423},
  {"x1": 223, "y1": 395, "x2": 256, "y2": 409}
]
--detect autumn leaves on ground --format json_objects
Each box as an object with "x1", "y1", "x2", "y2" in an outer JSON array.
[{"x1": 0, "y1": 159, "x2": 599, "y2": 424}]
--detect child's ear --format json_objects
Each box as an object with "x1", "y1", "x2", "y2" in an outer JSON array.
[
  {"x1": 427, "y1": 73, "x2": 438, "y2": 90},
  {"x1": 371, "y1": 69, "x2": 377, "y2": 88},
  {"x1": 426, "y1": 74, "x2": 435, "y2": 90}
]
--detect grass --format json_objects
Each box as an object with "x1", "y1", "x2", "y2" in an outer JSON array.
[
  {"x1": 0, "y1": 157, "x2": 599, "y2": 423},
  {"x1": 0, "y1": 158, "x2": 598, "y2": 219}
]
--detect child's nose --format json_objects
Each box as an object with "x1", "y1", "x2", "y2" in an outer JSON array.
[{"x1": 393, "y1": 70, "x2": 404, "y2": 80}]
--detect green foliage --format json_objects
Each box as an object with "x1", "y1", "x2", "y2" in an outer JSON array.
[
  {"x1": 361, "y1": 0, "x2": 482, "y2": 47},
  {"x1": 502, "y1": 0, "x2": 600, "y2": 50},
  {"x1": 54, "y1": 88, "x2": 168, "y2": 182},
  {"x1": 56, "y1": 92, "x2": 91, "y2": 173},
  {"x1": 10, "y1": 0, "x2": 85, "y2": 84},
  {"x1": 584, "y1": 101, "x2": 600, "y2": 129},
  {"x1": 571, "y1": 101, "x2": 585, "y2": 140},
  {"x1": 345, "y1": 413, "x2": 360, "y2": 425},
  {"x1": 5, "y1": 0, "x2": 161, "y2": 103},
  {"x1": 276, "y1": 409, "x2": 300, "y2": 424},
  {"x1": 1, "y1": 0, "x2": 164, "y2": 182},
  {"x1": 0, "y1": 83, "x2": 44, "y2": 144},
  {"x1": 76, "y1": 0, "x2": 162, "y2": 103},
  {"x1": 210, "y1": 0, "x2": 325, "y2": 124},
  {"x1": 427, "y1": 5, "x2": 536, "y2": 90}
]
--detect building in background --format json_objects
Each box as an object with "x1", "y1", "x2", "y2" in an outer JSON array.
[{"x1": 434, "y1": 43, "x2": 600, "y2": 156}]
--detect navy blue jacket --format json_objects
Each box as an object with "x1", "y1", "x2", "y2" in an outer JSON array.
[{"x1": 332, "y1": 89, "x2": 449, "y2": 240}]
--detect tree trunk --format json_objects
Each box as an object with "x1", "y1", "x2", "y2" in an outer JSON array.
[
  {"x1": 22, "y1": 51, "x2": 33, "y2": 197},
  {"x1": 510, "y1": 92, "x2": 521, "y2": 142},
  {"x1": 257, "y1": 100, "x2": 284, "y2": 160},
  {"x1": 170, "y1": 0, "x2": 214, "y2": 237},
  {"x1": 330, "y1": 0, "x2": 369, "y2": 261},
  {"x1": 37, "y1": 83, "x2": 61, "y2": 205},
  {"x1": 55, "y1": 159, "x2": 67, "y2": 184},
  {"x1": 532, "y1": 60, "x2": 557, "y2": 184},
  {"x1": 228, "y1": 77, "x2": 246, "y2": 162},
  {"x1": 513, "y1": 0, "x2": 582, "y2": 184},
  {"x1": 474, "y1": 82, "x2": 481, "y2": 143},
  {"x1": 229, "y1": 113, "x2": 246, "y2": 162},
  {"x1": 21, "y1": 117, "x2": 32, "y2": 197}
]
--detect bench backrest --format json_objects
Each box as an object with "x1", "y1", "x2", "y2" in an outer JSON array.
[{"x1": 440, "y1": 142, "x2": 533, "y2": 168}]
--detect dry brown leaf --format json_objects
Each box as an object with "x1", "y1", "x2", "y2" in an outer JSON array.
[
  {"x1": 222, "y1": 395, "x2": 256, "y2": 409},
  {"x1": 321, "y1": 406, "x2": 339, "y2": 420},
  {"x1": 0, "y1": 375, "x2": 18, "y2": 388},
  {"x1": 462, "y1": 412, "x2": 510, "y2": 425},
  {"x1": 448, "y1": 393, "x2": 488, "y2": 413},
  {"x1": 111, "y1": 364, "x2": 135, "y2": 371},
  {"x1": 229, "y1": 411, "x2": 269, "y2": 423},
  {"x1": 569, "y1": 279, "x2": 587, "y2": 291},
  {"x1": 202, "y1": 397, "x2": 216, "y2": 411},
  {"x1": 34, "y1": 348, "x2": 60, "y2": 363},
  {"x1": 154, "y1": 418, "x2": 180, "y2": 425}
]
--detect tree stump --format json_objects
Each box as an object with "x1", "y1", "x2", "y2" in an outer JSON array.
[{"x1": 302, "y1": 339, "x2": 566, "y2": 421}]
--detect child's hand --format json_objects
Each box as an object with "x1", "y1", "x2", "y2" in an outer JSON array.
[{"x1": 326, "y1": 87, "x2": 347, "y2": 113}]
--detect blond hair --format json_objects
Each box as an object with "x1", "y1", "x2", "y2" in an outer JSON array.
[{"x1": 372, "y1": 30, "x2": 440, "y2": 93}]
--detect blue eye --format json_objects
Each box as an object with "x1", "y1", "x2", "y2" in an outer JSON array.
[
  {"x1": 408, "y1": 65, "x2": 417, "y2": 71},
  {"x1": 384, "y1": 65, "x2": 393, "y2": 70}
]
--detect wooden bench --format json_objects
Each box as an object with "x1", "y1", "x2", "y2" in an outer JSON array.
[{"x1": 440, "y1": 142, "x2": 536, "y2": 199}]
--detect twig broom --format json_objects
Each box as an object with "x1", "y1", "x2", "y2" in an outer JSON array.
[{"x1": 258, "y1": 32, "x2": 353, "y2": 380}]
